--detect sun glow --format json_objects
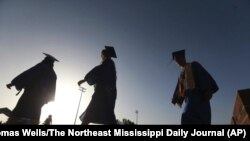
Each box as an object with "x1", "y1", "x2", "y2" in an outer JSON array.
[{"x1": 40, "y1": 81, "x2": 93, "y2": 125}]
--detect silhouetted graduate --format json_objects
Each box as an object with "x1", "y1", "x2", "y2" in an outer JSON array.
[
  {"x1": 78, "y1": 46, "x2": 117, "y2": 125},
  {"x1": 171, "y1": 49, "x2": 219, "y2": 124},
  {"x1": 5, "y1": 53, "x2": 58, "y2": 124},
  {"x1": 43, "y1": 114, "x2": 52, "y2": 125}
]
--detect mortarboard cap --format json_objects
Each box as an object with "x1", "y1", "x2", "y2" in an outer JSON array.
[
  {"x1": 172, "y1": 49, "x2": 185, "y2": 60},
  {"x1": 104, "y1": 46, "x2": 117, "y2": 58},
  {"x1": 43, "y1": 53, "x2": 59, "y2": 62}
]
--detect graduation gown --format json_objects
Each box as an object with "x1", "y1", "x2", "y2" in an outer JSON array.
[
  {"x1": 10, "y1": 61, "x2": 57, "y2": 121},
  {"x1": 80, "y1": 58, "x2": 117, "y2": 124},
  {"x1": 172, "y1": 61, "x2": 219, "y2": 124}
]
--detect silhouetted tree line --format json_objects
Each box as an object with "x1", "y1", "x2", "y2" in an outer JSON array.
[{"x1": 116, "y1": 118, "x2": 135, "y2": 125}]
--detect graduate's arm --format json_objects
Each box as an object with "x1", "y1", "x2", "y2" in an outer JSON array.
[
  {"x1": 6, "y1": 83, "x2": 14, "y2": 89},
  {"x1": 192, "y1": 61, "x2": 218, "y2": 100},
  {"x1": 78, "y1": 79, "x2": 86, "y2": 86}
]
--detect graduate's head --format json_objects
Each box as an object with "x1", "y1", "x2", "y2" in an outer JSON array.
[
  {"x1": 48, "y1": 114, "x2": 52, "y2": 119},
  {"x1": 42, "y1": 53, "x2": 59, "y2": 67},
  {"x1": 172, "y1": 49, "x2": 186, "y2": 67},
  {"x1": 101, "y1": 46, "x2": 117, "y2": 61}
]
